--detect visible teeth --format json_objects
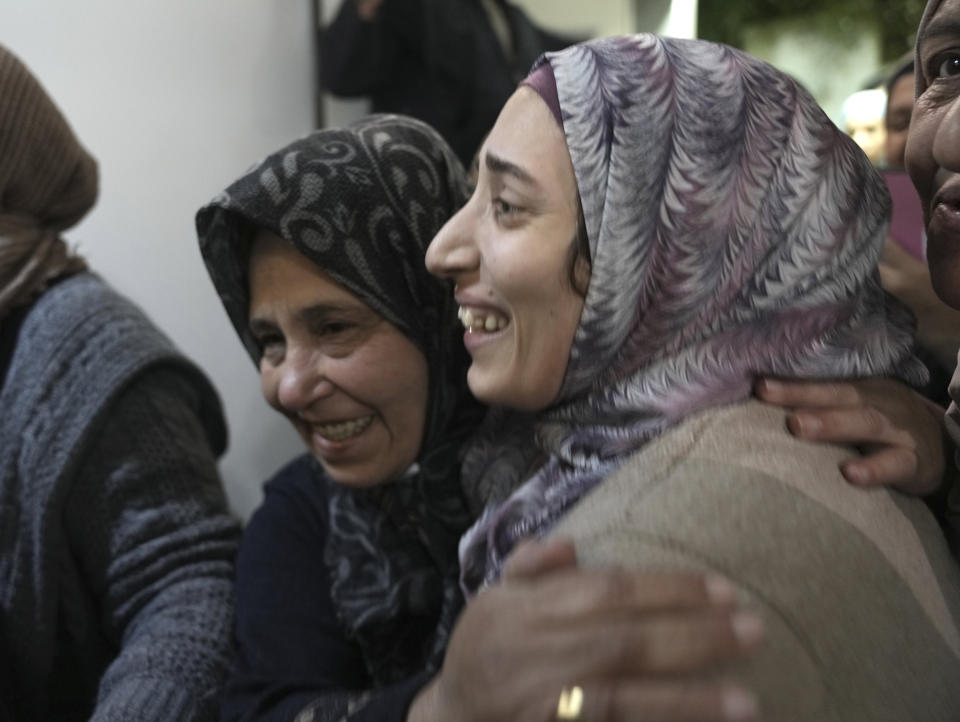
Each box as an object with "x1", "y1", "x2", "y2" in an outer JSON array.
[
  {"x1": 458, "y1": 306, "x2": 508, "y2": 333},
  {"x1": 315, "y1": 415, "x2": 373, "y2": 441}
]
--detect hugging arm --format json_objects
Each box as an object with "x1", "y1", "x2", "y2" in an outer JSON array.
[
  {"x1": 408, "y1": 539, "x2": 763, "y2": 722},
  {"x1": 66, "y1": 368, "x2": 241, "y2": 722},
  {"x1": 755, "y1": 376, "x2": 950, "y2": 494},
  {"x1": 230, "y1": 476, "x2": 761, "y2": 722},
  {"x1": 755, "y1": 375, "x2": 960, "y2": 549}
]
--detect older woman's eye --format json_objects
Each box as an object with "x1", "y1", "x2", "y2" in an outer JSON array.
[
  {"x1": 314, "y1": 320, "x2": 356, "y2": 338},
  {"x1": 934, "y1": 52, "x2": 960, "y2": 79},
  {"x1": 255, "y1": 334, "x2": 285, "y2": 361}
]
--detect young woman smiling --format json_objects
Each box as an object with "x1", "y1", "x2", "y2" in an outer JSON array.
[{"x1": 427, "y1": 36, "x2": 960, "y2": 720}]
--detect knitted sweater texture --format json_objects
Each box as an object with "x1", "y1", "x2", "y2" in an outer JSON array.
[{"x1": 0, "y1": 273, "x2": 241, "y2": 721}]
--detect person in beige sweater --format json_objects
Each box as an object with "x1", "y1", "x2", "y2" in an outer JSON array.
[{"x1": 426, "y1": 33, "x2": 960, "y2": 721}]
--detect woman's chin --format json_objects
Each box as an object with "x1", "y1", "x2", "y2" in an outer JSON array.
[
  {"x1": 313, "y1": 456, "x2": 393, "y2": 489},
  {"x1": 301, "y1": 422, "x2": 398, "y2": 488},
  {"x1": 466, "y1": 366, "x2": 555, "y2": 412}
]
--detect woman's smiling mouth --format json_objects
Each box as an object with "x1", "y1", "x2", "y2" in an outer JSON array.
[
  {"x1": 458, "y1": 305, "x2": 509, "y2": 332},
  {"x1": 311, "y1": 415, "x2": 374, "y2": 442}
]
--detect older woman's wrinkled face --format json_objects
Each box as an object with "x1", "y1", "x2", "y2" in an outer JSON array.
[
  {"x1": 907, "y1": 0, "x2": 960, "y2": 308},
  {"x1": 425, "y1": 88, "x2": 587, "y2": 411},
  {"x1": 248, "y1": 231, "x2": 429, "y2": 487}
]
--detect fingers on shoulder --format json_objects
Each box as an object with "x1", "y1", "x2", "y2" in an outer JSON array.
[
  {"x1": 570, "y1": 681, "x2": 758, "y2": 722},
  {"x1": 789, "y1": 404, "x2": 906, "y2": 445},
  {"x1": 755, "y1": 378, "x2": 861, "y2": 408},
  {"x1": 534, "y1": 569, "x2": 733, "y2": 620}
]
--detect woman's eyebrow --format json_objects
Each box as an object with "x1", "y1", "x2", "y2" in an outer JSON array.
[
  {"x1": 248, "y1": 302, "x2": 358, "y2": 332},
  {"x1": 485, "y1": 151, "x2": 538, "y2": 188},
  {"x1": 296, "y1": 303, "x2": 359, "y2": 325},
  {"x1": 248, "y1": 317, "x2": 276, "y2": 336}
]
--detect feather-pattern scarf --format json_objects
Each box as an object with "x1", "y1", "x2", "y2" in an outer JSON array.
[
  {"x1": 459, "y1": 34, "x2": 927, "y2": 594},
  {"x1": 197, "y1": 115, "x2": 482, "y2": 686}
]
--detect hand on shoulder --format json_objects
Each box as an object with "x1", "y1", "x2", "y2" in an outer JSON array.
[
  {"x1": 755, "y1": 377, "x2": 948, "y2": 494},
  {"x1": 410, "y1": 539, "x2": 762, "y2": 722}
]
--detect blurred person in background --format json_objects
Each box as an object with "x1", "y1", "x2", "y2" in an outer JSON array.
[
  {"x1": 319, "y1": 0, "x2": 578, "y2": 165},
  {"x1": 842, "y1": 87, "x2": 887, "y2": 165},
  {"x1": 885, "y1": 52, "x2": 916, "y2": 169},
  {"x1": 0, "y1": 44, "x2": 240, "y2": 722}
]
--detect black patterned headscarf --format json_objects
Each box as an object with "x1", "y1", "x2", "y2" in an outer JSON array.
[
  {"x1": 458, "y1": 35, "x2": 927, "y2": 593},
  {"x1": 197, "y1": 115, "x2": 482, "y2": 686}
]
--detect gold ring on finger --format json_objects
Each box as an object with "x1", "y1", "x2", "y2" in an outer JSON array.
[{"x1": 556, "y1": 685, "x2": 584, "y2": 720}]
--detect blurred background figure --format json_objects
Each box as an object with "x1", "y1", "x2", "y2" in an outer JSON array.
[
  {"x1": 884, "y1": 51, "x2": 915, "y2": 170},
  {"x1": 318, "y1": 0, "x2": 578, "y2": 164},
  {"x1": 842, "y1": 87, "x2": 887, "y2": 165},
  {"x1": 840, "y1": 52, "x2": 915, "y2": 170}
]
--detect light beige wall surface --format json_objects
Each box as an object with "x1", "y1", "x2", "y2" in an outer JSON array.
[
  {"x1": 517, "y1": 0, "x2": 697, "y2": 39},
  {"x1": 1, "y1": 0, "x2": 697, "y2": 521},
  {"x1": 0, "y1": 0, "x2": 313, "y2": 520}
]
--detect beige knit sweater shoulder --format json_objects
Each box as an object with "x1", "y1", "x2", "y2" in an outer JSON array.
[{"x1": 552, "y1": 400, "x2": 960, "y2": 721}]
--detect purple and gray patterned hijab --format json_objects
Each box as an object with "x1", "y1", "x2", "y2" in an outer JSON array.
[{"x1": 459, "y1": 34, "x2": 926, "y2": 593}]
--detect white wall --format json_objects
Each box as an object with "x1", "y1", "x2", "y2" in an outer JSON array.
[
  {"x1": 518, "y1": 0, "x2": 697, "y2": 39},
  {"x1": 1, "y1": 0, "x2": 697, "y2": 521},
  {"x1": 0, "y1": 0, "x2": 313, "y2": 520}
]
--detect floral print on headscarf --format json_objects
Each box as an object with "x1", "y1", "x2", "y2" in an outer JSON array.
[
  {"x1": 458, "y1": 34, "x2": 926, "y2": 594},
  {"x1": 197, "y1": 115, "x2": 482, "y2": 687}
]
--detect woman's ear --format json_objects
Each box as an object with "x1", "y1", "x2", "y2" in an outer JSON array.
[{"x1": 573, "y1": 255, "x2": 591, "y2": 297}]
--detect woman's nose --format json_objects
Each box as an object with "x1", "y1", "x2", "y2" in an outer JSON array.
[
  {"x1": 426, "y1": 204, "x2": 480, "y2": 278},
  {"x1": 272, "y1": 349, "x2": 335, "y2": 414},
  {"x1": 933, "y1": 97, "x2": 960, "y2": 173}
]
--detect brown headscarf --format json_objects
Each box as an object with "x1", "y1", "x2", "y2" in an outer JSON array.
[{"x1": 0, "y1": 45, "x2": 97, "y2": 319}]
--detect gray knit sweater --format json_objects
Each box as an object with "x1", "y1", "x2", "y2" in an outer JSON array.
[{"x1": 0, "y1": 273, "x2": 241, "y2": 721}]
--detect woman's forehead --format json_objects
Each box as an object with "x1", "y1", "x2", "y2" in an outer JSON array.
[
  {"x1": 922, "y1": 0, "x2": 960, "y2": 43},
  {"x1": 482, "y1": 88, "x2": 576, "y2": 194}
]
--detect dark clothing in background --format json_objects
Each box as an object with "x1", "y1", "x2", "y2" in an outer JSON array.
[
  {"x1": 319, "y1": 0, "x2": 576, "y2": 164},
  {"x1": 222, "y1": 455, "x2": 432, "y2": 722}
]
